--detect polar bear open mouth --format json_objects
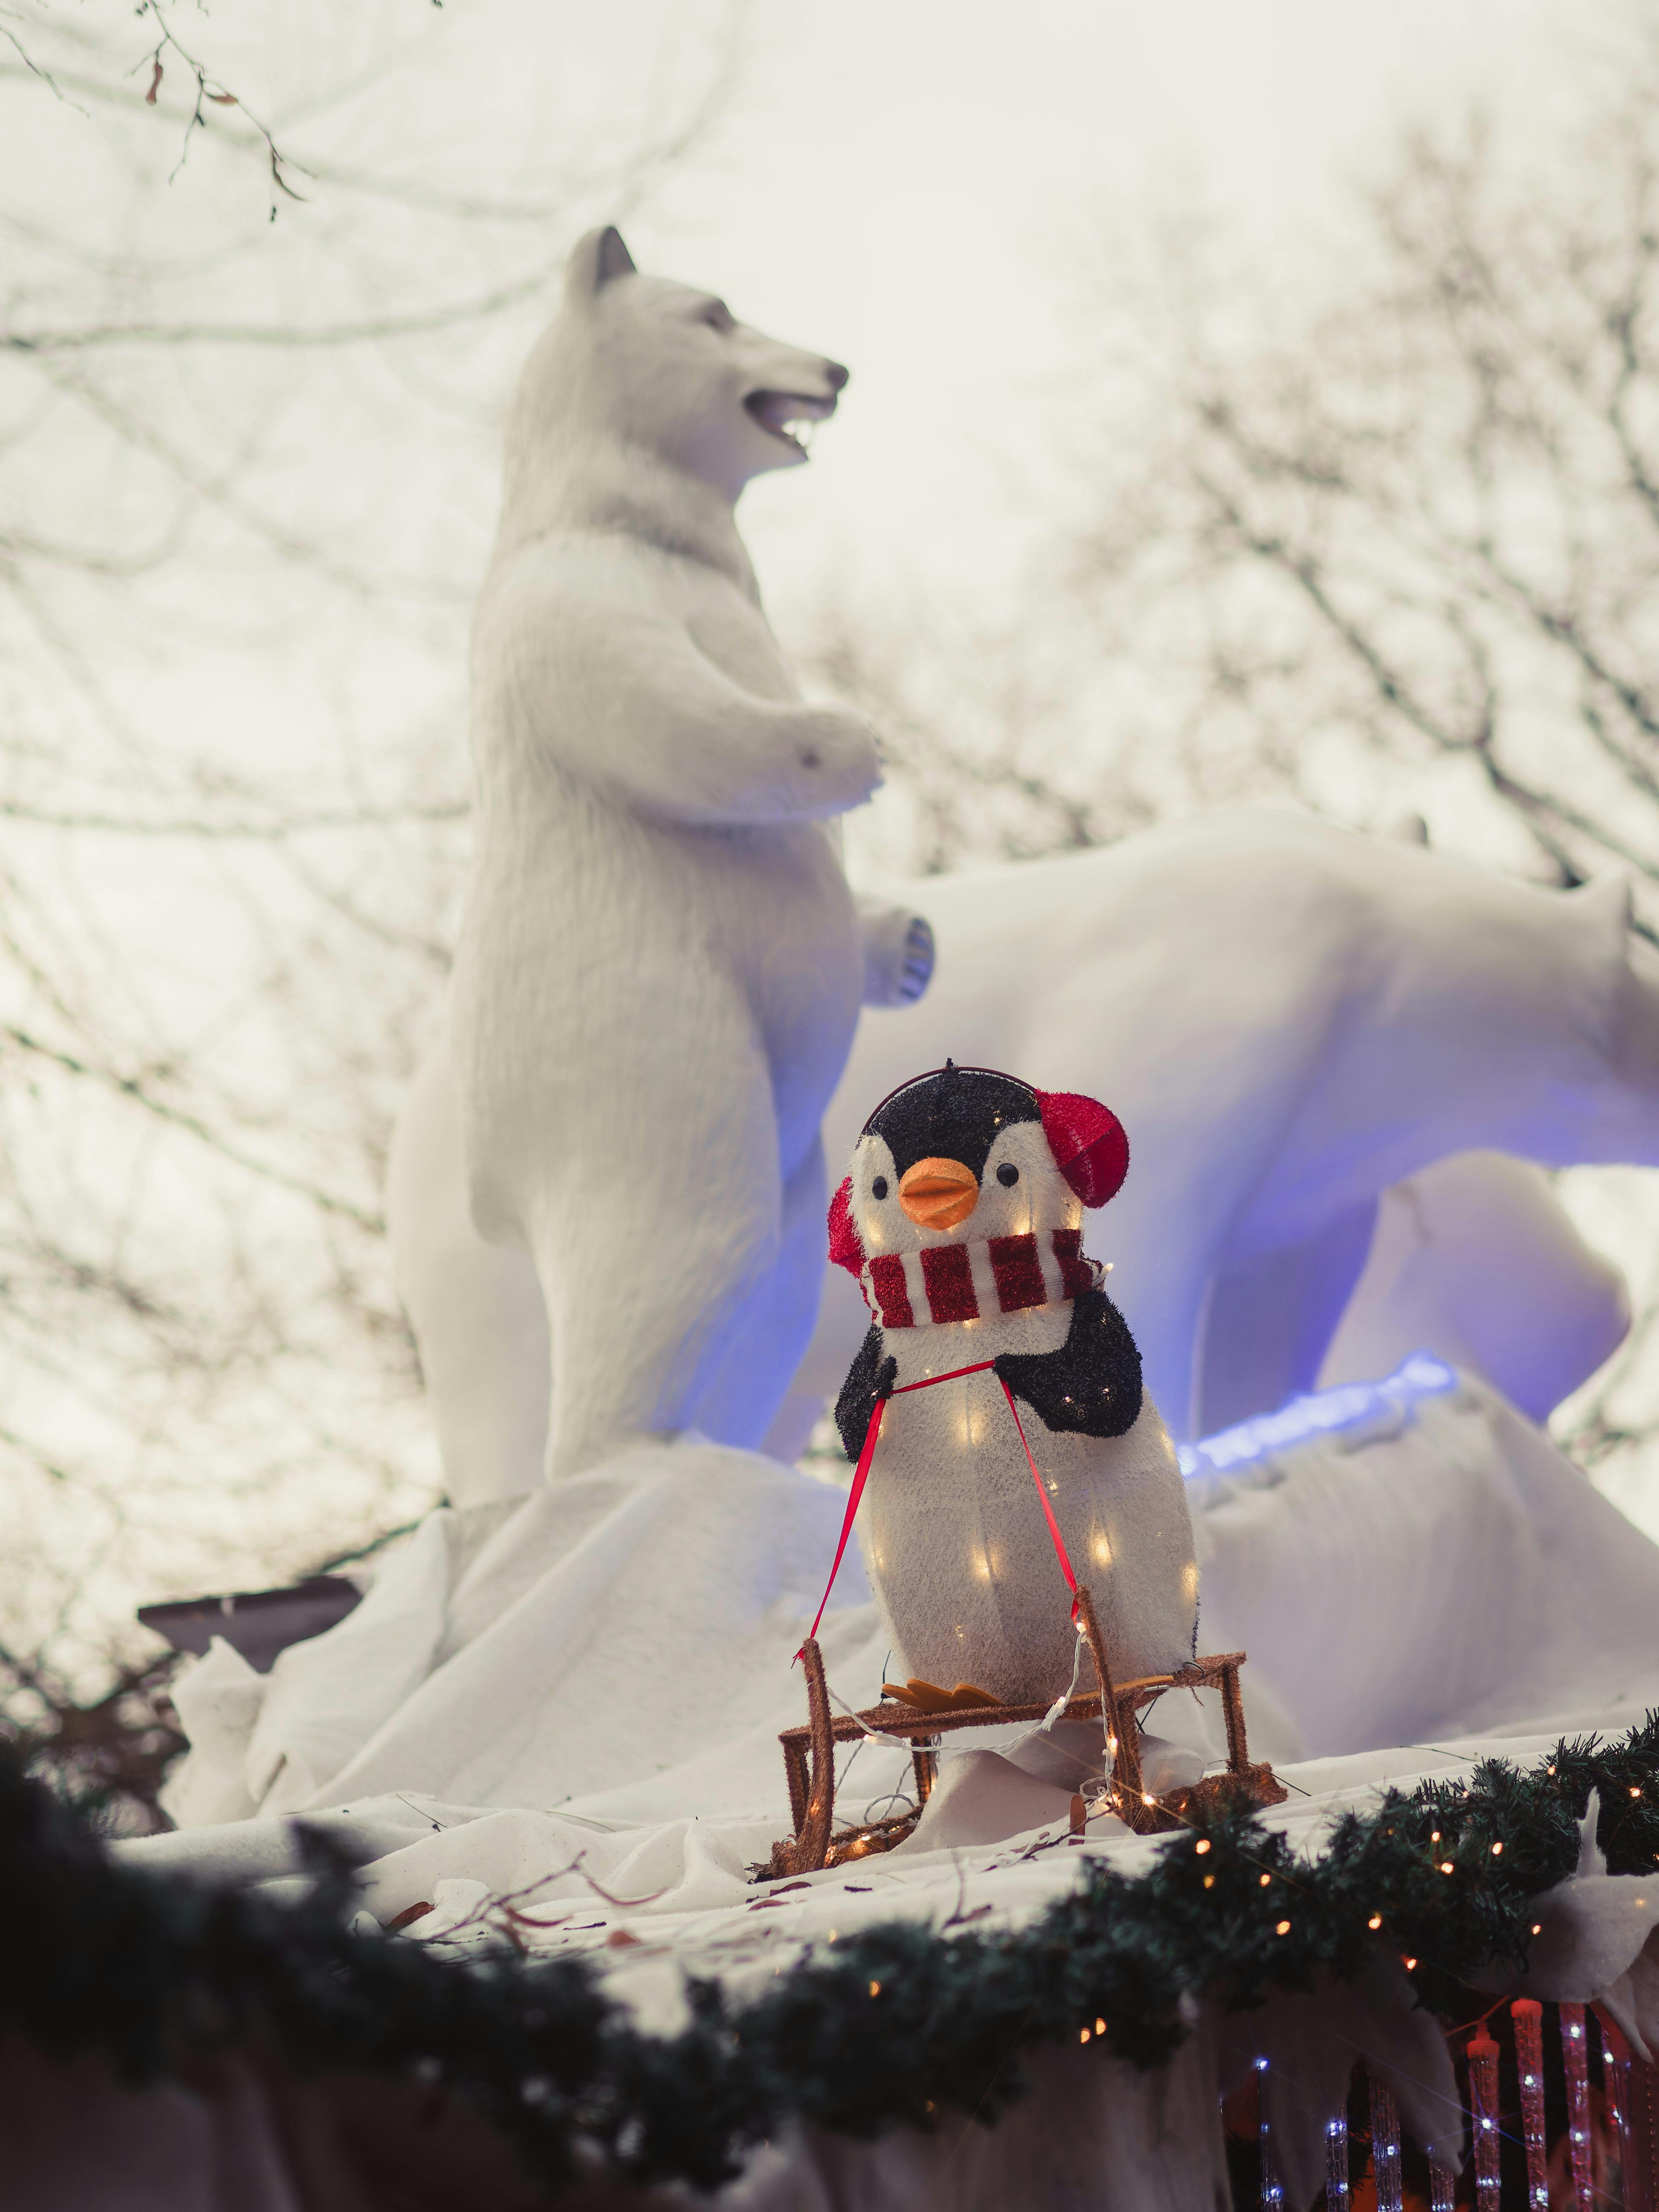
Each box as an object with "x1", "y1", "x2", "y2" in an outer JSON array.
[{"x1": 745, "y1": 390, "x2": 835, "y2": 455}]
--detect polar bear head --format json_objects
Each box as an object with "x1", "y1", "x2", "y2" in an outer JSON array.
[{"x1": 503, "y1": 226, "x2": 850, "y2": 518}]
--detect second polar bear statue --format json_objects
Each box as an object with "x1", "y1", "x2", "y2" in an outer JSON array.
[{"x1": 420, "y1": 226, "x2": 931, "y2": 1487}]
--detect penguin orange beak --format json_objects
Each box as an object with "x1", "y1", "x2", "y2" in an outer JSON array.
[{"x1": 898, "y1": 1156, "x2": 979, "y2": 1230}]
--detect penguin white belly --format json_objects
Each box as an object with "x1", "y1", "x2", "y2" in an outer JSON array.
[{"x1": 856, "y1": 1310, "x2": 1199, "y2": 1704}]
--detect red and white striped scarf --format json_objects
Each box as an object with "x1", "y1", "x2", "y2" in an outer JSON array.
[{"x1": 858, "y1": 1228, "x2": 1105, "y2": 1330}]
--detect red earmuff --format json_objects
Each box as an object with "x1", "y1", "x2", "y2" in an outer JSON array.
[
  {"x1": 827, "y1": 1176, "x2": 865, "y2": 1275},
  {"x1": 1036, "y1": 1090, "x2": 1129, "y2": 1208}
]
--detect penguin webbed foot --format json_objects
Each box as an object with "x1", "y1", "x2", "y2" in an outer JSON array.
[{"x1": 993, "y1": 1289, "x2": 1143, "y2": 1439}]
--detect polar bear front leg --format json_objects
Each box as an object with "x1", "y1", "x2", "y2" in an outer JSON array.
[
  {"x1": 857, "y1": 900, "x2": 935, "y2": 1007},
  {"x1": 527, "y1": 1022, "x2": 789, "y2": 1483}
]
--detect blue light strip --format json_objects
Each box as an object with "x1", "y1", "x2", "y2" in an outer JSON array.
[{"x1": 1178, "y1": 1352, "x2": 1458, "y2": 1480}]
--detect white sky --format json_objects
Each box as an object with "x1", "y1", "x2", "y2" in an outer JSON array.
[{"x1": 614, "y1": 0, "x2": 1600, "y2": 619}]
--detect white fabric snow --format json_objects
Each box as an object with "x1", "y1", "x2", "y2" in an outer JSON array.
[{"x1": 131, "y1": 1371, "x2": 1659, "y2": 2210}]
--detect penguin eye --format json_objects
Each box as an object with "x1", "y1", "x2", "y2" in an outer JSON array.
[
  {"x1": 871, "y1": 1176, "x2": 889, "y2": 1201},
  {"x1": 997, "y1": 1163, "x2": 1019, "y2": 1187}
]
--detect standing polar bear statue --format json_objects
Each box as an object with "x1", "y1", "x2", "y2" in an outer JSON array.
[{"x1": 419, "y1": 226, "x2": 931, "y2": 1487}]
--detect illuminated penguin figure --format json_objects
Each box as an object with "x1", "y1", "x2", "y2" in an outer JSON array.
[{"x1": 830, "y1": 1063, "x2": 1199, "y2": 1707}]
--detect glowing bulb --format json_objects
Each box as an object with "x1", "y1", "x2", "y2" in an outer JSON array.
[
  {"x1": 1259, "y1": 1873, "x2": 1272, "y2": 1888},
  {"x1": 1095, "y1": 2018, "x2": 1106, "y2": 2035},
  {"x1": 1275, "y1": 1920, "x2": 1291, "y2": 1936},
  {"x1": 1368, "y1": 1914, "x2": 1382, "y2": 1930},
  {"x1": 1441, "y1": 1861, "x2": 1455, "y2": 1874},
  {"x1": 1080, "y1": 2027, "x2": 1091, "y2": 2044},
  {"x1": 868, "y1": 1981, "x2": 880, "y2": 1997},
  {"x1": 1491, "y1": 1841, "x2": 1503, "y2": 1855},
  {"x1": 1194, "y1": 1840, "x2": 1211, "y2": 1855},
  {"x1": 1532, "y1": 1923, "x2": 1543, "y2": 1934},
  {"x1": 1203, "y1": 1874, "x2": 1215, "y2": 1889},
  {"x1": 1403, "y1": 1956, "x2": 1417, "y2": 1970}
]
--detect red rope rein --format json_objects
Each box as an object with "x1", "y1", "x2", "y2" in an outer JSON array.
[{"x1": 798, "y1": 1358, "x2": 1081, "y2": 1658}]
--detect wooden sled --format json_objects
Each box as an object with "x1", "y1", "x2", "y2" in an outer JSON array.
[{"x1": 765, "y1": 1583, "x2": 1285, "y2": 1880}]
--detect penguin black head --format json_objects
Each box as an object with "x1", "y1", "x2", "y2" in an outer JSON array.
[
  {"x1": 829, "y1": 1062, "x2": 1130, "y2": 1271},
  {"x1": 864, "y1": 1061, "x2": 1039, "y2": 1185}
]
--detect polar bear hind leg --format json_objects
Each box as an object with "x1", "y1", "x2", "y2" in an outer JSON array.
[
  {"x1": 677, "y1": 1129, "x2": 830, "y2": 1450},
  {"x1": 388, "y1": 1033, "x2": 550, "y2": 1511},
  {"x1": 526, "y1": 1023, "x2": 789, "y2": 1483}
]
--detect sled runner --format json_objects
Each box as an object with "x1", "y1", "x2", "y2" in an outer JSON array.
[{"x1": 765, "y1": 1583, "x2": 1285, "y2": 1879}]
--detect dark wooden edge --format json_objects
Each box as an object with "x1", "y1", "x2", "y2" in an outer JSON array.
[
  {"x1": 768, "y1": 1627, "x2": 1278, "y2": 1870},
  {"x1": 776, "y1": 1654, "x2": 1252, "y2": 1752}
]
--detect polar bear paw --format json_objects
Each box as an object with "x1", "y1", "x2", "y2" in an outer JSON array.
[{"x1": 859, "y1": 902, "x2": 935, "y2": 1007}]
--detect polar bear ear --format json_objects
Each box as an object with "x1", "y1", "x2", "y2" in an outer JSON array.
[
  {"x1": 565, "y1": 225, "x2": 637, "y2": 305},
  {"x1": 1036, "y1": 1091, "x2": 1129, "y2": 1208}
]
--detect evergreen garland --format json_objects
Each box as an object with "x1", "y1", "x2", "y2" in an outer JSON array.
[{"x1": 4, "y1": 1716, "x2": 1658, "y2": 2194}]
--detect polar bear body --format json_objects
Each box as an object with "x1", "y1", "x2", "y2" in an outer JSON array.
[
  {"x1": 446, "y1": 228, "x2": 907, "y2": 1482},
  {"x1": 404, "y1": 806, "x2": 1659, "y2": 1508}
]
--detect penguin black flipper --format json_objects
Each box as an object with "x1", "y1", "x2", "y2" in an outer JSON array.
[
  {"x1": 993, "y1": 1288, "x2": 1143, "y2": 1439},
  {"x1": 835, "y1": 1324, "x2": 898, "y2": 1461}
]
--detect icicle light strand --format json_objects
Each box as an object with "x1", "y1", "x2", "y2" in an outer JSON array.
[
  {"x1": 1255, "y1": 2055, "x2": 1284, "y2": 2209},
  {"x1": 1560, "y1": 2001, "x2": 1595, "y2": 2211},
  {"x1": 1325, "y1": 2102, "x2": 1351, "y2": 2209},
  {"x1": 1368, "y1": 2069, "x2": 1403, "y2": 2212},
  {"x1": 1469, "y1": 2029, "x2": 1502, "y2": 2211},
  {"x1": 1601, "y1": 2012, "x2": 1634, "y2": 2194},
  {"x1": 1512, "y1": 1998, "x2": 1549, "y2": 2209}
]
